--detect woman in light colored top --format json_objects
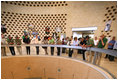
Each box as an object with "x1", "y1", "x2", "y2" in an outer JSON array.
[
  {"x1": 31, "y1": 35, "x2": 40, "y2": 55},
  {"x1": 71, "y1": 37, "x2": 78, "y2": 46},
  {"x1": 68, "y1": 37, "x2": 78, "y2": 58},
  {"x1": 72, "y1": 37, "x2": 78, "y2": 58}
]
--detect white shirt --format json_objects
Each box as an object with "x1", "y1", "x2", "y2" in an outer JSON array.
[
  {"x1": 31, "y1": 37, "x2": 39, "y2": 44},
  {"x1": 94, "y1": 40, "x2": 98, "y2": 46},
  {"x1": 71, "y1": 40, "x2": 78, "y2": 46}
]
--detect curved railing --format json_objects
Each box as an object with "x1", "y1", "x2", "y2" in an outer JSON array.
[
  {"x1": 1, "y1": 44, "x2": 117, "y2": 56},
  {"x1": 1, "y1": 44, "x2": 117, "y2": 79}
]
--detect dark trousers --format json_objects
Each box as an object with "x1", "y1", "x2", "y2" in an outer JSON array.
[
  {"x1": 62, "y1": 48, "x2": 66, "y2": 53},
  {"x1": 57, "y1": 47, "x2": 60, "y2": 56},
  {"x1": 68, "y1": 48, "x2": 73, "y2": 57},
  {"x1": 51, "y1": 47, "x2": 54, "y2": 55},
  {"x1": 26, "y1": 46, "x2": 30, "y2": 55},
  {"x1": 80, "y1": 50, "x2": 86, "y2": 60},
  {"x1": 36, "y1": 46, "x2": 39, "y2": 55},
  {"x1": 105, "y1": 48, "x2": 114, "y2": 61},
  {"x1": 78, "y1": 49, "x2": 81, "y2": 54},
  {"x1": 42, "y1": 47, "x2": 48, "y2": 55},
  {"x1": 9, "y1": 47, "x2": 15, "y2": 55}
]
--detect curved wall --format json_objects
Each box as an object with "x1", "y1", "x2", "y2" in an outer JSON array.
[
  {"x1": 1, "y1": 1, "x2": 117, "y2": 39},
  {"x1": 1, "y1": 56, "x2": 113, "y2": 79}
]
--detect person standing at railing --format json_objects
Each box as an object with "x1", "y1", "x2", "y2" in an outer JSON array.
[
  {"x1": 105, "y1": 36, "x2": 116, "y2": 61},
  {"x1": 79, "y1": 38, "x2": 87, "y2": 60},
  {"x1": 7, "y1": 35, "x2": 16, "y2": 56},
  {"x1": 71, "y1": 37, "x2": 79, "y2": 58},
  {"x1": 49, "y1": 36, "x2": 55, "y2": 55},
  {"x1": 42, "y1": 36, "x2": 48, "y2": 55},
  {"x1": 56, "y1": 36, "x2": 62, "y2": 56},
  {"x1": 1, "y1": 34, "x2": 7, "y2": 56},
  {"x1": 15, "y1": 35, "x2": 22, "y2": 55},
  {"x1": 62, "y1": 38, "x2": 65, "y2": 53},
  {"x1": 94, "y1": 37, "x2": 98, "y2": 47},
  {"x1": 65, "y1": 37, "x2": 70, "y2": 54},
  {"x1": 68, "y1": 36, "x2": 74, "y2": 57},
  {"x1": 23, "y1": 35, "x2": 31, "y2": 55},
  {"x1": 97, "y1": 34, "x2": 108, "y2": 48},
  {"x1": 31, "y1": 35, "x2": 40, "y2": 55},
  {"x1": 62, "y1": 38, "x2": 68, "y2": 53},
  {"x1": 96, "y1": 34, "x2": 108, "y2": 64},
  {"x1": 84, "y1": 36, "x2": 94, "y2": 61}
]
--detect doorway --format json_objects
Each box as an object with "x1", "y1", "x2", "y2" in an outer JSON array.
[{"x1": 72, "y1": 27, "x2": 97, "y2": 39}]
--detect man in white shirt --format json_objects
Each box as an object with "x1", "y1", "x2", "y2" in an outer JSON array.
[{"x1": 94, "y1": 37, "x2": 98, "y2": 46}]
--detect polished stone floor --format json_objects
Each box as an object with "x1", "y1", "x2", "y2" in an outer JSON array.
[{"x1": 3, "y1": 46, "x2": 117, "y2": 78}]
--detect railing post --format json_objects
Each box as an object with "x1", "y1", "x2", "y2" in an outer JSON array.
[{"x1": 93, "y1": 51, "x2": 97, "y2": 65}]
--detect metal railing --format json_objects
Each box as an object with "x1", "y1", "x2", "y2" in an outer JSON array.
[
  {"x1": 1, "y1": 44, "x2": 117, "y2": 78},
  {"x1": 1, "y1": 44, "x2": 117, "y2": 57}
]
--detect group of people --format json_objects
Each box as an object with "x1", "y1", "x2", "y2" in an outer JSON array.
[
  {"x1": 1, "y1": 34, "x2": 117, "y2": 61},
  {"x1": 1, "y1": 35, "x2": 22, "y2": 56},
  {"x1": 68, "y1": 34, "x2": 116, "y2": 61}
]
